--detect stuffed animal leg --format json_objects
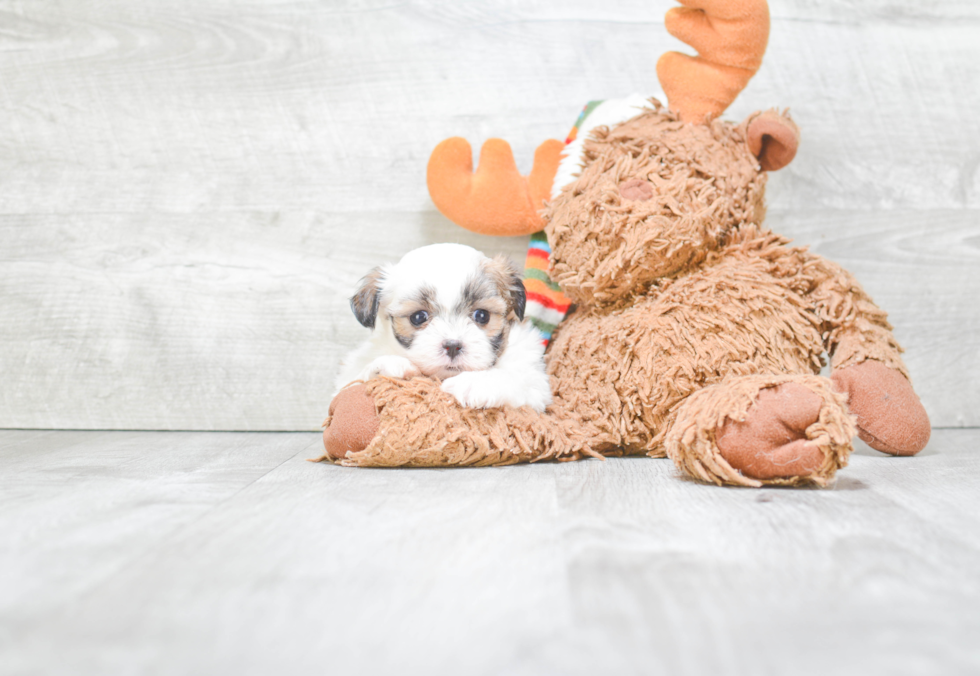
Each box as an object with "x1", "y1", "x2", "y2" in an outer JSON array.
[
  {"x1": 805, "y1": 255, "x2": 931, "y2": 455},
  {"x1": 666, "y1": 374, "x2": 855, "y2": 487}
]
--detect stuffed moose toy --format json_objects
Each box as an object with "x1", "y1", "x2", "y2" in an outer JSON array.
[{"x1": 319, "y1": 0, "x2": 930, "y2": 486}]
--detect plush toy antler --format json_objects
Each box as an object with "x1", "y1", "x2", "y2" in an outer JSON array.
[
  {"x1": 428, "y1": 0, "x2": 774, "y2": 238},
  {"x1": 426, "y1": 137, "x2": 564, "y2": 236},
  {"x1": 656, "y1": 0, "x2": 770, "y2": 123}
]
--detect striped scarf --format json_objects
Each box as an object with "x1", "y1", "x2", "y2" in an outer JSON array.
[{"x1": 523, "y1": 231, "x2": 572, "y2": 344}]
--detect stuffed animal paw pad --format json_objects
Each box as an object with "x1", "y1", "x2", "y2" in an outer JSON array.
[{"x1": 318, "y1": 383, "x2": 380, "y2": 462}]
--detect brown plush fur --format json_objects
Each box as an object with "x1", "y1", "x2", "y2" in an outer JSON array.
[
  {"x1": 321, "y1": 103, "x2": 929, "y2": 486},
  {"x1": 548, "y1": 104, "x2": 767, "y2": 307},
  {"x1": 668, "y1": 375, "x2": 855, "y2": 487},
  {"x1": 325, "y1": 376, "x2": 602, "y2": 468}
]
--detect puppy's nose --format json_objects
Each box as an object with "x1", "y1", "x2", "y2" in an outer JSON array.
[{"x1": 442, "y1": 340, "x2": 463, "y2": 359}]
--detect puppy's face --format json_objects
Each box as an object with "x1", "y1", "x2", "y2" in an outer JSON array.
[{"x1": 350, "y1": 244, "x2": 526, "y2": 380}]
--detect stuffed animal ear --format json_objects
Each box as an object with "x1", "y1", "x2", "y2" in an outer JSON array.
[
  {"x1": 349, "y1": 267, "x2": 385, "y2": 329},
  {"x1": 746, "y1": 109, "x2": 800, "y2": 171}
]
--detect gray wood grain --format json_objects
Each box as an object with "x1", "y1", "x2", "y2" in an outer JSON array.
[
  {"x1": 1, "y1": 208, "x2": 973, "y2": 430},
  {"x1": 0, "y1": 211, "x2": 528, "y2": 430},
  {"x1": 1, "y1": 0, "x2": 978, "y2": 429},
  {"x1": 1, "y1": 429, "x2": 978, "y2": 675}
]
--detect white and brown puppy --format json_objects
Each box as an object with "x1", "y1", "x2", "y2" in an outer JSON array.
[{"x1": 334, "y1": 243, "x2": 552, "y2": 412}]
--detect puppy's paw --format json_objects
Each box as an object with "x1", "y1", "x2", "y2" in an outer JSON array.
[
  {"x1": 358, "y1": 356, "x2": 419, "y2": 381},
  {"x1": 441, "y1": 371, "x2": 549, "y2": 412},
  {"x1": 521, "y1": 376, "x2": 552, "y2": 413},
  {"x1": 441, "y1": 371, "x2": 496, "y2": 409}
]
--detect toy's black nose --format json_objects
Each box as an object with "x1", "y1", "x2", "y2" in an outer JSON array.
[{"x1": 443, "y1": 340, "x2": 463, "y2": 358}]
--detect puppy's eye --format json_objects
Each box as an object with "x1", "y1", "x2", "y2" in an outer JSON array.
[
  {"x1": 472, "y1": 309, "x2": 490, "y2": 325},
  {"x1": 409, "y1": 310, "x2": 428, "y2": 327}
]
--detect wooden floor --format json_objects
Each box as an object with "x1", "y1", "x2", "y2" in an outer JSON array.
[{"x1": 2, "y1": 429, "x2": 978, "y2": 676}]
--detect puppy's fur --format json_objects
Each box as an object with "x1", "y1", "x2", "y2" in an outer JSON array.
[{"x1": 335, "y1": 243, "x2": 552, "y2": 412}]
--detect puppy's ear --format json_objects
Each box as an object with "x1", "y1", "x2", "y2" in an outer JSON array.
[
  {"x1": 486, "y1": 255, "x2": 527, "y2": 321},
  {"x1": 350, "y1": 267, "x2": 385, "y2": 328}
]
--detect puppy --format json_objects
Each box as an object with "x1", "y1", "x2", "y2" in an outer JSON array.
[{"x1": 334, "y1": 243, "x2": 552, "y2": 412}]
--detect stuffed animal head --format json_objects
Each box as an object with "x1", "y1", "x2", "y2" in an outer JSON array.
[
  {"x1": 545, "y1": 104, "x2": 798, "y2": 307},
  {"x1": 426, "y1": 0, "x2": 801, "y2": 256}
]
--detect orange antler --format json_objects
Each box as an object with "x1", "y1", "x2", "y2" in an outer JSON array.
[
  {"x1": 427, "y1": 137, "x2": 564, "y2": 237},
  {"x1": 656, "y1": 0, "x2": 770, "y2": 123}
]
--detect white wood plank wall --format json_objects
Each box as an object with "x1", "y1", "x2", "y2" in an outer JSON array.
[{"x1": 1, "y1": 0, "x2": 978, "y2": 430}]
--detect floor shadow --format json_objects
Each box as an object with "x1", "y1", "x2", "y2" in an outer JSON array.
[{"x1": 828, "y1": 476, "x2": 868, "y2": 491}]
